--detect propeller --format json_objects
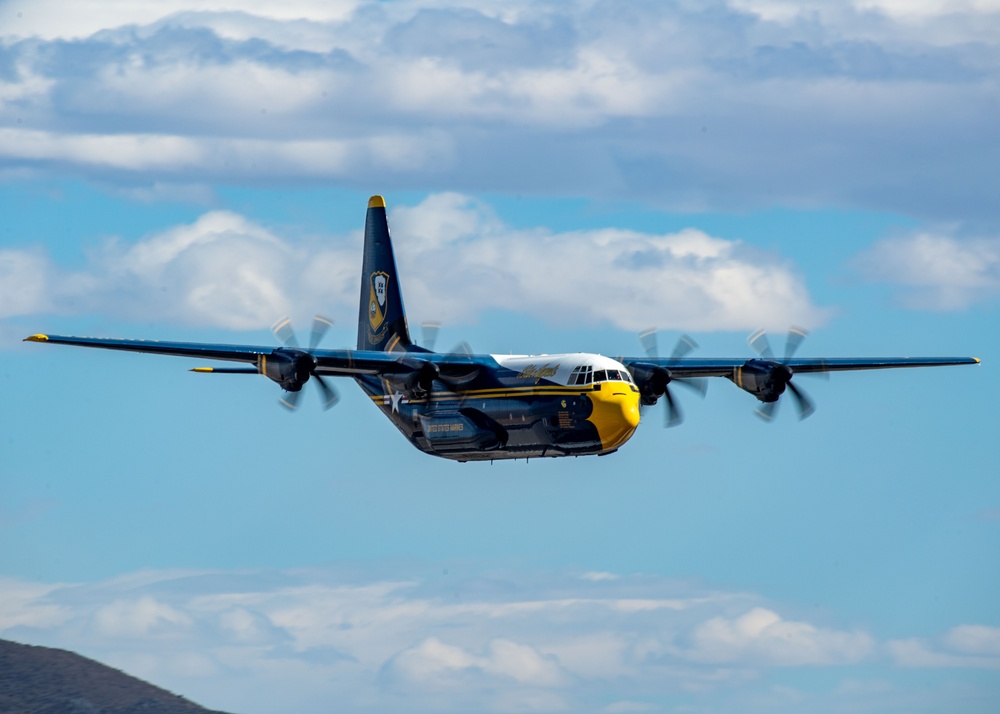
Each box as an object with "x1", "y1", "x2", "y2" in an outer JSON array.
[
  {"x1": 746, "y1": 327, "x2": 815, "y2": 421},
  {"x1": 420, "y1": 321, "x2": 473, "y2": 357},
  {"x1": 270, "y1": 316, "x2": 339, "y2": 412},
  {"x1": 421, "y1": 321, "x2": 442, "y2": 351},
  {"x1": 636, "y1": 328, "x2": 707, "y2": 427}
]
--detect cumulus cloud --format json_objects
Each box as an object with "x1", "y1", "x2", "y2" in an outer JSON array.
[
  {"x1": 3, "y1": 193, "x2": 826, "y2": 338},
  {"x1": 1, "y1": 1, "x2": 998, "y2": 221},
  {"x1": 3, "y1": 566, "x2": 997, "y2": 713},
  {"x1": 681, "y1": 607, "x2": 874, "y2": 666},
  {"x1": 0, "y1": 566, "x2": 877, "y2": 714},
  {"x1": 383, "y1": 193, "x2": 828, "y2": 331},
  {"x1": 382, "y1": 637, "x2": 568, "y2": 692},
  {"x1": 3, "y1": 209, "x2": 356, "y2": 334},
  {"x1": 853, "y1": 231, "x2": 1000, "y2": 309}
]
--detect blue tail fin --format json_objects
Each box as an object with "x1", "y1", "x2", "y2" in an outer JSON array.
[{"x1": 357, "y1": 196, "x2": 413, "y2": 352}]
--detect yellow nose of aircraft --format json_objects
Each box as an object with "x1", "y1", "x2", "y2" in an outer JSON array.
[{"x1": 588, "y1": 381, "x2": 642, "y2": 451}]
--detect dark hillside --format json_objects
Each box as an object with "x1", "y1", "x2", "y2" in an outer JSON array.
[{"x1": 0, "y1": 639, "x2": 234, "y2": 714}]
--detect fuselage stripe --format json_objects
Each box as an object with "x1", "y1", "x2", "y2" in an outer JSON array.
[{"x1": 364, "y1": 381, "x2": 633, "y2": 403}]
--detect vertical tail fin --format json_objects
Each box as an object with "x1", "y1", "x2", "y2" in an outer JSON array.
[{"x1": 358, "y1": 196, "x2": 413, "y2": 352}]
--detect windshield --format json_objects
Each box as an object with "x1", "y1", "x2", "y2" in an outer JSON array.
[{"x1": 573, "y1": 366, "x2": 634, "y2": 385}]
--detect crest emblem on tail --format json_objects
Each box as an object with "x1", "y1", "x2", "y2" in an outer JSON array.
[{"x1": 368, "y1": 271, "x2": 389, "y2": 331}]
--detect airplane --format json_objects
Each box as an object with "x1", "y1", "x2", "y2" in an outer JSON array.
[{"x1": 24, "y1": 195, "x2": 980, "y2": 462}]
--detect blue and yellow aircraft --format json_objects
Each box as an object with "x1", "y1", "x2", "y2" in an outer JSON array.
[{"x1": 25, "y1": 196, "x2": 980, "y2": 462}]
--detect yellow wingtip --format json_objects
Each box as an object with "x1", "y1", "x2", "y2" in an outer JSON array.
[
  {"x1": 191, "y1": 367, "x2": 215, "y2": 372},
  {"x1": 974, "y1": 357, "x2": 981, "y2": 364},
  {"x1": 24, "y1": 334, "x2": 49, "y2": 342},
  {"x1": 368, "y1": 195, "x2": 386, "y2": 208}
]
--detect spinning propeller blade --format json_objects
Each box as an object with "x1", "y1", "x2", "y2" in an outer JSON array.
[
  {"x1": 313, "y1": 374, "x2": 339, "y2": 410},
  {"x1": 310, "y1": 315, "x2": 334, "y2": 351},
  {"x1": 271, "y1": 317, "x2": 300, "y2": 349},
  {"x1": 421, "y1": 322, "x2": 441, "y2": 351},
  {"x1": 420, "y1": 322, "x2": 474, "y2": 358},
  {"x1": 748, "y1": 326, "x2": 815, "y2": 422},
  {"x1": 272, "y1": 315, "x2": 340, "y2": 412},
  {"x1": 637, "y1": 328, "x2": 706, "y2": 427}
]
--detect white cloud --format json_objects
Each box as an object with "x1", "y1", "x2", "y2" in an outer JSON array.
[
  {"x1": 384, "y1": 637, "x2": 567, "y2": 690},
  {"x1": 0, "y1": 129, "x2": 454, "y2": 179},
  {"x1": 3, "y1": 193, "x2": 826, "y2": 336},
  {"x1": 0, "y1": 566, "x2": 878, "y2": 714},
  {"x1": 4, "y1": 566, "x2": 998, "y2": 713},
  {"x1": 855, "y1": 0, "x2": 1000, "y2": 22},
  {"x1": 0, "y1": 249, "x2": 51, "y2": 318},
  {"x1": 0, "y1": 577, "x2": 71, "y2": 631},
  {"x1": 854, "y1": 232, "x2": 1000, "y2": 309},
  {"x1": 683, "y1": 607, "x2": 875, "y2": 666},
  {"x1": 945, "y1": 624, "x2": 1000, "y2": 656},
  {"x1": 92, "y1": 595, "x2": 193, "y2": 638},
  {"x1": 886, "y1": 624, "x2": 1000, "y2": 669},
  {"x1": 0, "y1": 1, "x2": 997, "y2": 222},
  {"x1": 0, "y1": 0, "x2": 360, "y2": 41},
  {"x1": 887, "y1": 636, "x2": 1000, "y2": 669},
  {"x1": 391, "y1": 194, "x2": 828, "y2": 332}
]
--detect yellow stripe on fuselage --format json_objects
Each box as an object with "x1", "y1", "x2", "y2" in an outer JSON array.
[{"x1": 367, "y1": 384, "x2": 603, "y2": 403}]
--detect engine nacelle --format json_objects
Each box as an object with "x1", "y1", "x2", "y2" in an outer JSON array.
[
  {"x1": 730, "y1": 359, "x2": 792, "y2": 402},
  {"x1": 262, "y1": 349, "x2": 315, "y2": 392},
  {"x1": 628, "y1": 362, "x2": 672, "y2": 406},
  {"x1": 386, "y1": 359, "x2": 441, "y2": 398}
]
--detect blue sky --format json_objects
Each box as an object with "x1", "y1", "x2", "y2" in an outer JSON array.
[{"x1": 1, "y1": 1, "x2": 998, "y2": 713}]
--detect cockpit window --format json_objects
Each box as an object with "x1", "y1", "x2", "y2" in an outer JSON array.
[
  {"x1": 571, "y1": 365, "x2": 636, "y2": 386},
  {"x1": 591, "y1": 368, "x2": 635, "y2": 384}
]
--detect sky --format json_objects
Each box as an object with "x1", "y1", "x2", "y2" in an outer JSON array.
[{"x1": 1, "y1": 1, "x2": 998, "y2": 712}]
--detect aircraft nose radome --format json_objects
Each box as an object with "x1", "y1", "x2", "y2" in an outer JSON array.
[{"x1": 587, "y1": 385, "x2": 641, "y2": 452}]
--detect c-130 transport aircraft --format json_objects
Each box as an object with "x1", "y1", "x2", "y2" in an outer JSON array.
[{"x1": 26, "y1": 196, "x2": 980, "y2": 462}]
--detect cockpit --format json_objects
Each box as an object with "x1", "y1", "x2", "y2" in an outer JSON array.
[{"x1": 567, "y1": 364, "x2": 635, "y2": 386}]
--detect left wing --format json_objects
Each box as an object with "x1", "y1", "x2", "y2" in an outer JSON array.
[
  {"x1": 621, "y1": 355, "x2": 980, "y2": 380},
  {"x1": 622, "y1": 353, "x2": 979, "y2": 424}
]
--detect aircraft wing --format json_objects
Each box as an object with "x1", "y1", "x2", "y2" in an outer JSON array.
[
  {"x1": 621, "y1": 356, "x2": 980, "y2": 379},
  {"x1": 22, "y1": 334, "x2": 483, "y2": 376}
]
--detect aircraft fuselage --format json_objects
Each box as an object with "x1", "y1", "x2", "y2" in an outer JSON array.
[{"x1": 355, "y1": 353, "x2": 642, "y2": 461}]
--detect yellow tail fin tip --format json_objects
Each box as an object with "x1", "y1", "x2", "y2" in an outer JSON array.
[{"x1": 368, "y1": 195, "x2": 386, "y2": 208}]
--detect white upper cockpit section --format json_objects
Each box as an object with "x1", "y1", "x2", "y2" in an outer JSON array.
[{"x1": 492, "y1": 353, "x2": 635, "y2": 387}]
